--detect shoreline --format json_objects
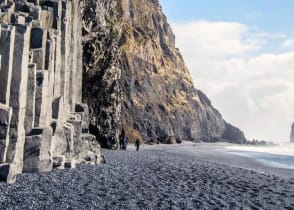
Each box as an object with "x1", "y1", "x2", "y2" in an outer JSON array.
[
  {"x1": 1, "y1": 142, "x2": 294, "y2": 209},
  {"x1": 137, "y1": 142, "x2": 294, "y2": 179},
  {"x1": 226, "y1": 143, "x2": 294, "y2": 157}
]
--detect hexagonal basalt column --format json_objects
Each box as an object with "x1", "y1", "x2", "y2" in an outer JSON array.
[
  {"x1": 0, "y1": 24, "x2": 15, "y2": 105},
  {"x1": 23, "y1": 127, "x2": 53, "y2": 173},
  {"x1": 0, "y1": 103, "x2": 12, "y2": 163},
  {"x1": 6, "y1": 24, "x2": 31, "y2": 174}
]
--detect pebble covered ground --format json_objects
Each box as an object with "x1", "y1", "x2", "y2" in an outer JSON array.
[{"x1": 1, "y1": 146, "x2": 294, "y2": 209}]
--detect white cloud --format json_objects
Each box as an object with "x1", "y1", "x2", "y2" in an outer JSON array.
[
  {"x1": 255, "y1": 32, "x2": 286, "y2": 40},
  {"x1": 172, "y1": 21, "x2": 263, "y2": 57},
  {"x1": 282, "y1": 39, "x2": 294, "y2": 48},
  {"x1": 171, "y1": 20, "x2": 294, "y2": 142}
]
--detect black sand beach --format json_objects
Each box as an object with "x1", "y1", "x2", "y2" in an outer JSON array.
[{"x1": 1, "y1": 143, "x2": 294, "y2": 209}]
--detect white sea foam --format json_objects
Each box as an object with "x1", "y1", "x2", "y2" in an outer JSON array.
[{"x1": 226, "y1": 143, "x2": 294, "y2": 157}]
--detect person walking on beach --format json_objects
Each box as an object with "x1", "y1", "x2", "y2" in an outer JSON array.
[
  {"x1": 119, "y1": 137, "x2": 124, "y2": 150},
  {"x1": 119, "y1": 128, "x2": 125, "y2": 150},
  {"x1": 122, "y1": 136, "x2": 128, "y2": 150},
  {"x1": 135, "y1": 139, "x2": 140, "y2": 152}
]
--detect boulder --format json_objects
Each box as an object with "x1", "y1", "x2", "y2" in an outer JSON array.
[
  {"x1": 75, "y1": 133, "x2": 102, "y2": 165},
  {"x1": 64, "y1": 158, "x2": 76, "y2": 169},
  {"x1": 161, "y1": 136, "x2": 181, "y2": 144},
  {"x1": 146, "y1": 138, "x2": 160, "y2": 145},
  {"x1": 165, "y1": 136, "x2": 177, "y2": 144},
  {"x1": 52, "y1": 155, "x2": 65, "y2": 169}
]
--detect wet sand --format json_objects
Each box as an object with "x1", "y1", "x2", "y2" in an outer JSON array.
[
  {"x1": 148, "y1": 142, "x2": 294, "y2": 179},
  {"x1": 0, "y1": 143, "x2": 294, "y2": 209}
]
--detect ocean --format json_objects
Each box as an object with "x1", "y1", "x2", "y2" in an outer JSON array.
[{"x1": 226, "y1": 143, "x2": 294, "y2": 170}]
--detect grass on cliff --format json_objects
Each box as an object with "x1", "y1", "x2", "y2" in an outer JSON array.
[{"x1": 125, "y1": 126, "x2": 143, "y2": 143}]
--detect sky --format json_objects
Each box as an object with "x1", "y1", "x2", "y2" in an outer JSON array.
[{"x1": 160, "y1": 0, "x2": 294, "y2": 142}]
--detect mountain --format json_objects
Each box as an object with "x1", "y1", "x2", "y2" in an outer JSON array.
[{"x1": 82, "y1": 0, "x2": 247, "y2": 148}]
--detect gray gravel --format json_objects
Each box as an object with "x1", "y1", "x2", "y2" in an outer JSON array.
[{"x1": 1, "y1": 145, "x2": 294, "y2": 209}]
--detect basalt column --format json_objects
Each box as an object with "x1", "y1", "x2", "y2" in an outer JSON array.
[
  {"x1": 6, "y1": 24, "x2": 31, "y2": 175},
  {"x1": 0, "y1": 0, "x2": 102, "y2": 184}
]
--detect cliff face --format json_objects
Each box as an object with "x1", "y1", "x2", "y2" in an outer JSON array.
[
  {"x1": 0, "y1": 0, "x2": 246, "y2": 182},
  {"x1": 82, "y1": 0, "x2": 246, "y2": 147},
  {"x1": 81, "y1": 0, "x2": 123, "y2": 148}
]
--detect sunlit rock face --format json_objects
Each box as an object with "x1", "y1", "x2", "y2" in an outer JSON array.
[
  {"x1": 0, "y1": 0, "x2": 102, "y2": 183},
  {"x1": 82, "y1": 0, "x2": 246, "y2": 147},
  {"x1": 291, "y1": 123, "x2": 294, "y2": 143}
]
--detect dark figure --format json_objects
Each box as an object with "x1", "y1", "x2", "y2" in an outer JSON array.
[
  {"x1": 120, "y1": 128, "x2": 125, "y2": 139},
  {"x1": 119, "y1": 128, "x2": 126, "y2": 150},
  {"x1": 135, "y1": 139, "x2": 140, "y2": 152},
  {"x1": 123, "y1": 137, "x2": 128, "y2": 150},
  {"x1": 119, "y1": 137, "x2": 124, "y2": 150}
]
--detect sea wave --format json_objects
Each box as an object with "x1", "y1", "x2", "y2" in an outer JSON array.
[{"x1": 226, "y1": 143, "x2": 294, "y2": 157}]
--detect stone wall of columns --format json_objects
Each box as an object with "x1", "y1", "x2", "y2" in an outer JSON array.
[{"x1": 0, "y1": 0, "x2": 102, "y2": 183}]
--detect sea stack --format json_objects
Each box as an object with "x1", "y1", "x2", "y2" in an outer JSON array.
[
  {"x1": 0, "y1": 0, "x2": 102, "y2": 183},
  {"x1": 291, "y1": 123, "x2": 294, "y2": 143}
]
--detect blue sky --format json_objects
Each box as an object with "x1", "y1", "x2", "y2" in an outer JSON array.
[
  {"x1": 159, "y1": 0, "x2": 294, "y2": 142},
  {"x1": 160, "y1": 0, "x2": 294, "y2": 54},
  {"x1": 160, "y1": 0, "x2": 294, "y2": 36}
]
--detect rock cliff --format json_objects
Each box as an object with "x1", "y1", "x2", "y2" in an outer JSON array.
[
  {"x1": 82, "y1": 0, "x2": 246, "y2": 147},
  {"x1": 291, "y1": 123, "x2": 294, "y2": 143},
  {"x1": 81, "y1": 0, "x2": 122, "y2": 148},
  {"x1": 0, "y1": 0, "x2": 247, "y2": 182},
  {"x1": 0, "y1": 0, "x2": 103, "y2": 183}
]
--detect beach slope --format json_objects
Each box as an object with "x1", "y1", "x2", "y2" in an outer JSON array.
[{"x1": 0, "y1": 143, "x2": 294, "y2": 209}]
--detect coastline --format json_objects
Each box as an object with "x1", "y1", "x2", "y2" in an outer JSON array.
[
  {"x1": 140, "y1": 142, "x2": 294, "y2": 179},
  {"x1": 0, "y1": 142, "x2": 293, "y2": 209},
  {"x1": 226, "y1": 143, "x2": 294, "y2": 157}
]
